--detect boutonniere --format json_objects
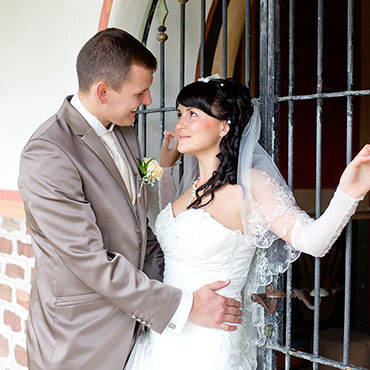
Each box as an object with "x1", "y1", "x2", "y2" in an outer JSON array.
[{"x1": 137, "y1": 158, "x2": 164, "y2": 196}]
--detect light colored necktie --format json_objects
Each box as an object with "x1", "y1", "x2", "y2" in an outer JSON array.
[{"x1": 100, "y1": 131, "x2": 135, "y2": 204}]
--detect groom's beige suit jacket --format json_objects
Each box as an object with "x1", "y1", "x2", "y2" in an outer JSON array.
[{"x1": 18, "y1": 96, "x2": 182, "y2": 370}]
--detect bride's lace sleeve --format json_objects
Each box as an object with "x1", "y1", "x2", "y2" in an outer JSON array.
[
  {"x1": 241, "y1": 170, "x2": 363, "y2": 365},
  {"x1": 248, "y1": 169, "x2": 364, "y2": 258},
  {"x1": 159, "y1": 167, "x2": 177, "y2": 209}
]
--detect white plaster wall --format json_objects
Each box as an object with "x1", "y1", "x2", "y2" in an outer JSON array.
[
  {"x1": 0, "y1": 0, "x2": 211, "y2": 191},
  {"x1": 0, "y1": 0, "x2": 102, "y2": 190}
]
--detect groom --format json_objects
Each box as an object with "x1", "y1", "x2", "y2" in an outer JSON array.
[{"x1": 18, "y1": 28, "x2": 242, "y2": 370}]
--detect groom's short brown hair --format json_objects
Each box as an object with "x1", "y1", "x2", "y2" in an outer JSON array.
[{"x1": 76, "y1": 28, "x2": 157, "y2": 92}]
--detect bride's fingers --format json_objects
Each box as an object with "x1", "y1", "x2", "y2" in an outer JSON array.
[
  {"x1": 222, "y1": 314, "x2": 243, "y2": 324},
  {"x1": 161, "y1": 131, "x2": 172, "y2": 150},
  {"x1": 224, "y1": 306, "x2": 243, "y2": 317},
  {"x1": 160, "y1": 131, "x2": 180, "y2": 167},
  {"x1": 351, "y1": 144, "x2": 370, "y2": 166},
  {"x1": 225, "y1": 297, "x2": 242, "y2": 308},
  {"x1": 359, "y1": 143, "x2": 370, "y2": 155},
  {"x1": 163, "y1": 130, "x2": 176, "y2": 142},
  {"x1": 217, "y1": 323, "x2": 238, "y2": 332}
]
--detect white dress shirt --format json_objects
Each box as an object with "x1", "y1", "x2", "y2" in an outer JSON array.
[{"x1": 70, "y1": 94, "x2": 192, "y2": 334}]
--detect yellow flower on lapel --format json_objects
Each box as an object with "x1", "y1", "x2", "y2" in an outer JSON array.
[{"x1": 137, "y1": 157, "x2": 164, "y2": 187}]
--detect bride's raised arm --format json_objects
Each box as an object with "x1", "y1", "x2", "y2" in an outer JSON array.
[
  {"x1": 246, "y1": 144, "x2": 370, "y2": 257},
  {"x1": 158, "y1": 131, "x2": 181, "y2": 209}
]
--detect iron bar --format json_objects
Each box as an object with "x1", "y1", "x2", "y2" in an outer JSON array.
[
  {"x1": 313, "y1": 1, "x2": 324, "y2": 369},
  {"x1": 245, "y1": 0, "x2": 251, "y2": 87},
  {"x1": 344, "y1": 221, "x2": 353, "y2": 364},
  {"x1": 137, "y1": 106, "x2": 176, "y2": 114},
  {"x1": 156, "y1": 0, "x2": 169, "y2": 148},
  {"x1": 159, "y1": 37, "x2": 166, "y2": 142},
  {"x1": 265, "y1": 2, "x2": 281, "y2": 370},
  {"x1": 343, "y1": 0, "x2": 354, "y2": 364},
  {"x1": 267, "y1": 0, "x2": 276, "y2": 160},
  {"x1": 178, "y1": 0, "x2": 187, "y2": 180},
  {"x1": 179, "y1": 2, "x2": 186, "y2": 90},
  {"x1": 258, "y1": 2, "x2": 269, "y2": 368},
  {"x1": 259, "y1": 0, "x2": 268, "y2": 150},
  {"x1": 266, "y1": 345, "x2": 369, "y2": 370},
  {"x1": 277, "y1": 89, "x2": 370, "y2": 101},
  {"x1": 222, "y1": 0, "x2": 227, "y2": 78},
  {"x1": 287, "y1": 0, "x2": 295, "y2": 187},
  {"x1": 285, "y1": 1, "x2": 295, "y2": 369},
  {"x1": 200, "y1": 0, "x2": 206, "y2": 78},
  {"x1": 272, "y1": 0, "x2": 281, "y2": 164}
]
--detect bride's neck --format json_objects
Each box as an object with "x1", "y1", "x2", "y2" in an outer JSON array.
[{"x1": 196, "y1": 154, "x2": 220, "y2": 185}]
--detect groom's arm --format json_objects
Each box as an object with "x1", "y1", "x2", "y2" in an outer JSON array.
[{"x1": 142, "y1": 223, "x2": 164, "y2": 281}]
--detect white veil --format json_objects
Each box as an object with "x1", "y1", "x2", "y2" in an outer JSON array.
[{"x1": 238, "y1": 100, "x2": 313, "y2": 368}]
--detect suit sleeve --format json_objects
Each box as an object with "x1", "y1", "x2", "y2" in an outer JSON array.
[
  {"x1": 142, "y1": 223, "x2": 164, "y2": 282},
  {"x1": 18, "y1": 138, "x2": 182, "y2": 334}
]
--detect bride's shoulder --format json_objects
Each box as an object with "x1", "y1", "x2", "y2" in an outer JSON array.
[
  {"x1": 215, "y1": 183, "x2": 241, "y2": 210},
  {"x1": 218, "y1": 182, "x2": 240, "y2": 197}
]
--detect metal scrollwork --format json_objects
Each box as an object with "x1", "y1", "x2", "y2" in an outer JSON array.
[{"x1": 156, "y1": 0, "x2": 169, "y2": 42}]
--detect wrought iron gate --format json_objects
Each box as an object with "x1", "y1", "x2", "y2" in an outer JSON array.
[{"x1": 135, "y1": 1, "x2": 370, "y2": 369}]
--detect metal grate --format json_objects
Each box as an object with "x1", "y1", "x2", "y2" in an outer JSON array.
[{"x1": 136, "y1": 1, "x2": 370, "y2": 369}]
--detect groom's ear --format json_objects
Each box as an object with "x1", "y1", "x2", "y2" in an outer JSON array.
[{"x1": 95, "y1": 81, "x2": 109, "y2": 104}]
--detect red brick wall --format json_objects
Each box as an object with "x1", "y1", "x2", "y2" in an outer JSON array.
[{"x1": 0, "y1": 197, "x2": 33, "y2": 370}]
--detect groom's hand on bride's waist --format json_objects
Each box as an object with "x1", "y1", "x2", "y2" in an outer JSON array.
[{"x1": 189, "y1": 279, "x2": 243, "y2": 331}]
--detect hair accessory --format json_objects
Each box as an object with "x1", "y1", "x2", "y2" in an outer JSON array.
[
  {"x1": 198, "y1": 73, "x2": 220, "y2": 83},
  {"x1": 220, "y1": 83, "x2": 225, "y2": 87}
]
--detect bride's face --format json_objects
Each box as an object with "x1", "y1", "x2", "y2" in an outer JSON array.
[{"x1": 175, "y1": 104, "x2": 229, "y2": 156}]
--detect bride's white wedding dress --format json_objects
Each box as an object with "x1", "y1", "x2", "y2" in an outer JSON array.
[
  {"x1": 125, "y1": 202, "x2": 257, "y2": 370},
  {"x1": 125, "y1": 177, "x2": 363, "y2": 370}
]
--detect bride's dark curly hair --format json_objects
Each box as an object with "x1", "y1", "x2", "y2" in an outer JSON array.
[{"x1": 176, "y1": 78, "x2": 254, "y2": 209}]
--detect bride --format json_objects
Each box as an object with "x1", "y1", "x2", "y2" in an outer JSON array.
[{"x1": 125, "y1": 77, "x2": 370, "y2": 370}]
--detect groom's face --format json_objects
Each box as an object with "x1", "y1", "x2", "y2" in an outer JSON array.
[{"x1": 106, "y1": 64, "x2": 153, "y2": 127}]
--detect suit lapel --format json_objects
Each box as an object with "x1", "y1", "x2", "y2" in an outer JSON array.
[
  {"x1": 80, "y1": 130, "x2": 135, "y2": 204},
  {"x1": 60, "y1": 97, "x2": 137, "y2": 216}
]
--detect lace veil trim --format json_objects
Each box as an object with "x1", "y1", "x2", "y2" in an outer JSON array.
[{"x1": 237, "y1": 100, "x2": 312, "y2": 368}]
